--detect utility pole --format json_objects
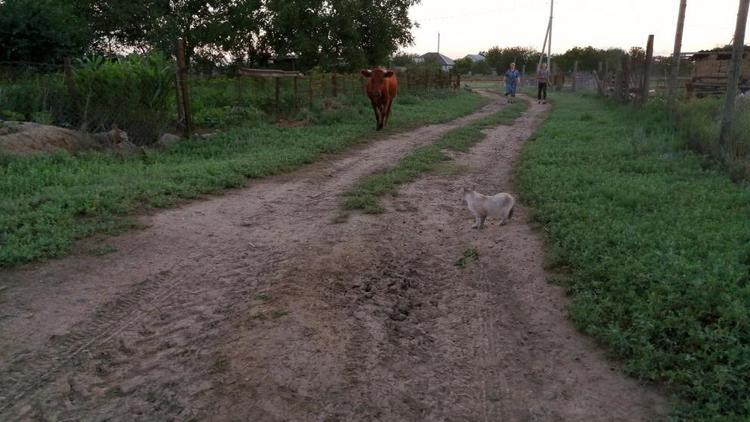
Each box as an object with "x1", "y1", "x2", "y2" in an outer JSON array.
[
  {"x1": 438, "y1": 33, "x2": 441, "y2": 55},
  {"x1": 719, "y1": 0, "x2": 750, "y2": 161},
  {"x1": 548, "y1": 0, "x2": 553, "y2": 70},
  {"x1": 668, "y1": 0, "x2": 688, "y2": 107},
  {"x1": 538, "y1": 0, "x2": 554, "y2": 70}
]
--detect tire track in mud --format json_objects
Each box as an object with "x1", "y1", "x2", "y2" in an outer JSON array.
[{"x1": 0, "y1": 93, "x2": 506, "y2": 421}]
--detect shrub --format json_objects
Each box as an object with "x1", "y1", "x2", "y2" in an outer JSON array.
[{"x1": 74, "y1": 54, "x2": 173, "y2": 145}]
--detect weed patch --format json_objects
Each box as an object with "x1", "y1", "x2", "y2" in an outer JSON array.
[
  {"x1": 517, "y1": 93, "x2": 750, "y2": 419},
  {"x1": 455, "y1": 248, "x2": 480, "y2": 268}
]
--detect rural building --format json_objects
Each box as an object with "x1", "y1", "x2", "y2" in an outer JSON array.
[
  {"x1": 464, "y1": 54, "x2": 486, "y2": 63},
  {"x1": 687, "y1": 47, "x2": 750, "y2": 97},
  {"x1": 419, "y1": 52, "x2": 455, "y2": 72}
]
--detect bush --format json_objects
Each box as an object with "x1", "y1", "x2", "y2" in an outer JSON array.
[
  {"x1": 74, "y1": 54, "x2": 173, "y2": 145},
  {"x1": 676, "y1": 96, "x2": 750, "y2": 162}
]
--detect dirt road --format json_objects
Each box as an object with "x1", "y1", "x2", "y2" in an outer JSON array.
[{"x1": 0, "y1": 94, "x2": 668, "y2": 421}]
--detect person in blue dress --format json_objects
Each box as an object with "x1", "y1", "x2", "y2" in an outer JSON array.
[{"x1": 504, "y1": 63, "x2": 521, "y2": 102}]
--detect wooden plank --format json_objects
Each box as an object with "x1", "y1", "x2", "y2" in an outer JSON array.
[{"x1": 238, "y1": 68, "x2": 303, "y2": 78}]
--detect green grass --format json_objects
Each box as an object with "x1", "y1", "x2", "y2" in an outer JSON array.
[
  {"x1": 455, "y1": 247, "x2": 480, "y2": 268},
  {"x1": 0, "y1": 91, "x2": 488, "y2": 268},
  {"x1": 517, "y1": 93, "x2": 750, "y2": 419},
  {"x1": 342, "y1": 100, "x2": 529, "y2": 213}
]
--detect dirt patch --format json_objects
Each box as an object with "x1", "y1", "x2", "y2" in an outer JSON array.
[{"x1": 0, "y1": 94, "x2": 669, "y2": 420}]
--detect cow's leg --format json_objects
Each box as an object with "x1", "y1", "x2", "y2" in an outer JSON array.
[
  {"x1": 371, "y1": 102, "x2": 382, "y2": 130},
  {"x1": 383, "y1": 98, "x2": 393, "y2": 127},
  {"x1": 377, "y1": 104, "x2": 385, "y2": 131}
]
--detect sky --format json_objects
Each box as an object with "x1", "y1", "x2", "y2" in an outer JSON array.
[{"x1": 404, "y1": 0, "x2": 746, "y2": 59}]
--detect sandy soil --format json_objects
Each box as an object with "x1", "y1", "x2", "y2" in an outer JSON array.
[{"x1": 0, "y1": 93, "x2": 669, "y2": 421}]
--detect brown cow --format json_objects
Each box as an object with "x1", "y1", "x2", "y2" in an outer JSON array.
[{"x1": 361, "y1": 68, "x2": 398, "y2": 131}]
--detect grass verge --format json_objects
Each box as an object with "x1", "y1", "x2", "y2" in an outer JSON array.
[
  {"x1": 517, "y1": 93, "x2": 750, "y2": 419},
  {"x1": 342, "y1": 100, "x2": 528, "y2": 214},
  {"x1": 0, "y1": 91, "x2": 489, "y2": 267}
]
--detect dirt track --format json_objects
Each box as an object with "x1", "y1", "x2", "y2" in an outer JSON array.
[{"x1": 0, "y1": 93, "x2": 669, "y2": 421}]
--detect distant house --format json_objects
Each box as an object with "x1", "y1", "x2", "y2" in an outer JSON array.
[
  {"x1": 420, "y1": 52, "x2": 455, "y2": 72},
  {"x1": 464, "y1": 54, "x2": 486, "y2": 63}
]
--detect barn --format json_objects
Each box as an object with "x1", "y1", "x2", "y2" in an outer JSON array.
[{"x1": 687, "y1": 46, "x2": 750, "y2": 97}]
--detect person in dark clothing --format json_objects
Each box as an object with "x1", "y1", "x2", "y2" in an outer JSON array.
[{"x1": 537, "y1": 63, "x2": 550, "y2": 104}]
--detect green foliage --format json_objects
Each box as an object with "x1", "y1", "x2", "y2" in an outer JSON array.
[
  {"x1": 555, "y1": 46, "x2": 626, "y2": 72},
  {"x1": 0, "y1": 91, "x2": 485, "y2": 267},
  {"x1": 0, "y1": 0, "x2": 90, "y2": 63},
  {"x1": 391, "y1": 53, "x2": 419, "y2": 67},
  {"x1": 483, "y1": 46, "x2": 538, "y2": 76},
  {"x1": 517, "y1": 93, "x2": 750, "y2": 419},
  {"x1": 675, "y1": 96, "x2": 750, "y2": 180},
  {"x1": 454, "y1": 57, "x2": 474, "y2": 75},
  {"x1": 0, "y1": 73, "x2": 68, "y2": 122},
  {"x1": 74, "y1": 54, "x2": 173, "y2": 144},
  {"x1": 455, "y1": 248, "x2": 479, "y2": 268},
  {"x1": 343, "y1": 100, "x2": 528, "y2": 213}
]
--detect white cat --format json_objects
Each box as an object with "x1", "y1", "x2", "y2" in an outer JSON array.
[{"x1": 462, "y1": 187, "x2": 515, "y2": 229}]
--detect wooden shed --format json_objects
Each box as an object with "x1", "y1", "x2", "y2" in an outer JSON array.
[{"x1": 687, "y1": 47, "x2": 750, "y2": 97}]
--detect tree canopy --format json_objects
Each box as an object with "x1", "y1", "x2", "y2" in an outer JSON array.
[{"x1": 0, "y1": 0, "x2": 420, "y2": 70}]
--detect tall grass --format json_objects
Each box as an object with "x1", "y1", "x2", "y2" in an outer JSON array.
[
  {"x1": 0, "y1": 55, "x2": 173, "y2": 144},
  {"x1": 676, "y1": 96, "x2": 750, "y2": 181},
  {"x1": 74, "y1": 55, "x2": 173, "y2": 144}
]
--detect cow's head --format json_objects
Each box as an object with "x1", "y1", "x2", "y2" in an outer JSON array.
[{"x1": 361, "y1": 68, "x2": 394, "y2": 99}]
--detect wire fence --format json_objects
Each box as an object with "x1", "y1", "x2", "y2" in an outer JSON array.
[{"x1": 0, "y1": 49, "x2": 461, "y2": 145}]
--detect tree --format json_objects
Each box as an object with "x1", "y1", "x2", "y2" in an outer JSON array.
[
  {"x1": 483, "y1": 46, "x2": 537, "y2": 75},
  {"x1": 391, "y1": 52, "x2": 419, "y2": 67},
  {"x1": 454, "y1": 57, "x2": 473, "y2": 75},
  {"x1": 264, "y1": 0, "x2": 420, "y2": 70},
  {"x1": 0, "y1": 0, "x2": 90, "y2": 62},
  {"x1": 472, "y1": 59, "x2": 491, "y2": 75},
  {"x1": 81, "y1": 0, "x2": 266, "y2": 61}
]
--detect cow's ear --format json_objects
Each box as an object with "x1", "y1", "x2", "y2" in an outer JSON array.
[
  {"x1": 384, "y1": 70, "x2": 395, "y2": 78},
  {"x1": 360, "y1": 69, "x2": 372, "y2": 77}
]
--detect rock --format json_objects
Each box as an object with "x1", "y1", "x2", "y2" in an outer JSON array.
[{"x1": 157, "y1": 133, "x2": 181, "y2": 148}]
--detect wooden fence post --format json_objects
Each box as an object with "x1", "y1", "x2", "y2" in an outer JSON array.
[
  {"x1": 641, "y1": 34, "x2": 655, "y2": 105},
  {"x1": 332, "y1": 74, "x2": 338, "y2": 97},
  {"x1": 274, "y1": 76, "x2": 280, "y2": 118},
  {"x1": 63, "y1": 57, "x2": 81, "y2": 126},
  {"x1": 175, "y1": 38, "x2": 193, "y2": 138},
  {"x1": 293, "y1": 76, "x2": 299, "y2": 109},
  {"x1": 572, "y1": 60, "x2": 578, "y2": 92},
  {"x1": 668, "y1": 0, "x2": 688, "y2": 107},
  {"x1": 720, "y1": 0, "x2": 750, "y2": 160},
  {"x1": 308, "y1": 76, "x2": 314, "y2": 109},
  {"x1": 237, "y1": 75, "x2": 245, "y2": 104}
]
